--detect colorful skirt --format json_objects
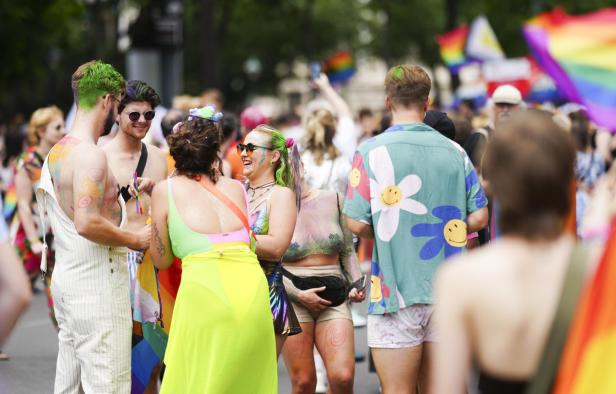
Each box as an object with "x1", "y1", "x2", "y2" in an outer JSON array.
[
  {"x1": 260, "y1": 261, "x2": 302, "y2": 336},
  {"x1": 160, "y1": 246, "x2": 277, "y2": 393}
]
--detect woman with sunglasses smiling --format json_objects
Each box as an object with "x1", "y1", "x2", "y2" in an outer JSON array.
[
  {"x1": 12, "y1": 106, "x2": 65, "y2": 330},
  {"x1": 240, "y1": 124, "x2": 303, "y2": 356}
]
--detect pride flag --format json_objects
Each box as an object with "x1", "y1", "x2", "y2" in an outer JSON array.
[
  {"x1": 553, "y1": 220, "x2": 616, "y2": 393},
  {"x1": 523, "y1": 8, "x2": 616, "y2": 131},
  {"x1": 466, "y1": 16, "x2": 505, "y2": 62},
  {"x1": 436, "y1": 25, "x2": 469, "y2": 71},
  {"x1": 324, "y1": 51, "x2": 355, "y2": 84},
  {"x1": 3, "y1": 184, "x2": 17, "y2": 221}
]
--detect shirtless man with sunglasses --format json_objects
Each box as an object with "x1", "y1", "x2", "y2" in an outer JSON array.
[{"x1": 102, "y1": 80, "x2": 168, "y2": 392}]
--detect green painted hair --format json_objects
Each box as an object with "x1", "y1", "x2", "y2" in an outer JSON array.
[
  {"x1": 71, "y1": 60, "x2": 125, "y2": 109},
  {"x1": 253, "y1": 125, "x2": 302, "y2": 208}
]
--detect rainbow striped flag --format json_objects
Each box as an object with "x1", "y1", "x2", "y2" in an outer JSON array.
[
  {"x1": 553, "y1": 220, "x2": 616, "y2": 393},
  {"x1": 524, "y1": 8, "x2": 616, "y2": 132},
  {"x1": 157, "y1": 257, "x2": 182, "y2": 336},
  {"x1": 436, "y1": 25, "x2": 469, "y2": 71},
  {"x1": 324, "y1": 51, "x2": 355, "y2": 84}
]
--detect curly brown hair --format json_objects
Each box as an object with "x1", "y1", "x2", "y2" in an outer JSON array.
[{"x1": 167, "y1": 117, "x2": 222, "y2": 182}]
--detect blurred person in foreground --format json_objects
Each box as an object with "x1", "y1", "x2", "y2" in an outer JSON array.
[
  {"x1": 13, "y1": 106, "x2": 65, "y2": 328},
  {"x1": 102, "y1": 80, "x2": 168, "y2": 393},
  {"x1": 432, "y1": 111, "x2": 581, "y2": 393},
  {"x1": 344, "y1": 64, "x2": 488, "y2": 394},
  {"x1": 0, "y1": 197, "x2": 32, "y2": 358},
  {"x1": 36, "y1": 60, "x2": 151, "y2": 393},
  {"x1": 281, "y1": 162, "x2": 365, "y2": 394},
  {"x1": 150, "y1": 107, "x2": 276, "y2": 393},
  {"x1": 240, "y1": 125, "x2": 301, "y2": 355}
]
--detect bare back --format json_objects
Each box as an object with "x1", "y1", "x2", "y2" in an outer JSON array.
[
  {"x1": 169, "y1": 176, "x2": 247, "y2": 235},
  {"x1": 435, "y1": 235, "x2": 575, "y2": 382},
  {"x1": 47, "y1": 135, "x2": 122, "y2": 226}
]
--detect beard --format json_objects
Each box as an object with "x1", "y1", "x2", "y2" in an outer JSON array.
[{"x1": 102, "y1": 107, "x2": 116, "y2": 136}]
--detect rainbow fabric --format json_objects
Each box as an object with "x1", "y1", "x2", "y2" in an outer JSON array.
[
  {"x1": 157, "y1": 257, "x2": 182, "y2": 336},
  {"x1": 553, "y1": 220, "x2": 616, "y2": 394},
  {"x1": 524, "y1": 8, "x2": 616, "y2": 132},
  {"x1": 2, "y1": 184, "x2": 17, "y2": 221},
  {"x1": 325, "y1": 51, "x2": 355, "y2": 84},
  {"x1": 436, "y1": 25, "x2": 469, "y2": 71}
]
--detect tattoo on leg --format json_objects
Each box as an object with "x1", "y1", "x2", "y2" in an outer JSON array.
[{"x1": 153, "y1": 222, "x2": 166, "y2": 257}]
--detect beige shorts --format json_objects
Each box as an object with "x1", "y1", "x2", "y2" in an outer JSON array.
[
  {"x1": 284, "y1": 265, "x2": 352, "y2": 323},
  {"x1": 368, "y1": 304, "x2": 436, "y2": 348}
]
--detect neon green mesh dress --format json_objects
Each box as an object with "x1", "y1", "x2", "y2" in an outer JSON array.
[{"x1": 160, "y1": 180, "x2": 277, "y2": 393}]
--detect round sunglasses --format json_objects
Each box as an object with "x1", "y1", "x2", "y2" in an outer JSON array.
[
  {"x1": 127, "y1": 111, "x2": 155, "y2": 122},
  {"x1": 236, "y1": 143, "x2": 273, "y2": 157}
]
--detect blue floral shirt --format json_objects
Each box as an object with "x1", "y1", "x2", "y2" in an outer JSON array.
[{"x1": 343, "y1": 123, "x2": 487, "y2": 314}]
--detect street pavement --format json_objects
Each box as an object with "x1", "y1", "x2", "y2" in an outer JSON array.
[{"x1": 0, "y1": 287, "x2": 380, "y2": 393}]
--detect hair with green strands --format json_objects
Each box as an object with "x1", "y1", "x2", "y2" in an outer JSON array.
[
  {"x1": 253, "y1": 125, "x2": 302, "y2": 209},
  {"x1": 71, "y1": 60, "x2": 125, "y2": 110}
]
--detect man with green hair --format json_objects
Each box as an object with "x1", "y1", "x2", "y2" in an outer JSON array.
[{"x1": 36, "y1": 60, "x2": 151, "y2": 393}]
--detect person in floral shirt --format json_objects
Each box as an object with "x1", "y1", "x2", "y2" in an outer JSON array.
[{"x1": 344, "y1": 64, "x2": 488, "y2": 394}]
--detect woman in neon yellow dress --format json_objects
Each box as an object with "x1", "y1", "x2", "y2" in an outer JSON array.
[{"x1": 150, "y1": 106, "x2": 277, "y2": 393}]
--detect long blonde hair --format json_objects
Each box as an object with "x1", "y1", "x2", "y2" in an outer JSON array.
[
  {"x1": 27, "y1": 106, "x2": 63, "y2": 147},
  {"x1": 303, "y1": 109, "x2": 339, "y2": 165}
]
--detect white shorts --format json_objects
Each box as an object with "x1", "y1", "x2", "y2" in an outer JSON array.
[{"x1": 367, "y1": 304, "x2": 436, "y2": 348}]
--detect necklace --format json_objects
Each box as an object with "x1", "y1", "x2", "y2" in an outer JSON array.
[{"x1": 247, "y1": 181, "x2": 276, "y2": 199}]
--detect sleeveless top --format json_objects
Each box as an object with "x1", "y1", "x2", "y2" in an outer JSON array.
[
  {"x1": 36, "y1": 160, "x2": 128, "y2": 295},
  {"x1": 283, "y1": 191, "x2": 346, "y2": 261},
  {"x1": 167, "y1": 179, "x2": 253, "y2": 259},
  {"x1": 249, "y1": 188, "x2": 273, "y2": 236}
]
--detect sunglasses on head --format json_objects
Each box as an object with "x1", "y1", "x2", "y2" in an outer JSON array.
[
  {"x1": 127, "y1": 111, "x2": 155, "y2": 122},
  {"x1": 236, "y1": 143, "x2": 273, "y2": 156}
]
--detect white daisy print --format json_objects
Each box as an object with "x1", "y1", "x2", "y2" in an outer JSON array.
[{"x1": 368, "y1": 146, "x2": 427, "y2": 242}]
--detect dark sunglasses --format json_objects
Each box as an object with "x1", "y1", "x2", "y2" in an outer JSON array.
[
  {"x1": 127, "y1": 111, "x2": 155, "y2": 122},
  {"x1": 236, "y1": 143, "x2": 273, "y2": 156}
]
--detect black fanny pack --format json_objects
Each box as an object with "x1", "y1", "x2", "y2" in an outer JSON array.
[{"x1": 281, "y1": 268, "x2": 348, "y2": 307}]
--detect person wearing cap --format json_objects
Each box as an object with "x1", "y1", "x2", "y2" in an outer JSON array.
[
  {"x1": 226, "y1": 106, "x2": 268, "y2": 180},
  {"x1": 491, "y1": 84, "x2": 522, "y2": 124}
]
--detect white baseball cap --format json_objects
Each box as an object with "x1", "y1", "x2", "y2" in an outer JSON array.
[{"x1": 492, "y1": 84, "x2": 522, "y2": 105}]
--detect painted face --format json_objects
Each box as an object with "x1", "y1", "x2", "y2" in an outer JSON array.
[
  {"x1": 370, "y1": 275, "x2": 383, "y2": 302},
  {"x1": 240, "y1": 131, "x2": 274, "y2": 180},
  {"x1": 380, "y1": 185, "x2": 402, "y2": 207},
  {"x1": 118, "y1": 101, "x2": 153, "y2": 140},
  {"x1": 443, "y1": 219, "x2": 467, "y2": 247},
  {"x1": 42, "y1": 115, "x2": 66, "y2": 146}
]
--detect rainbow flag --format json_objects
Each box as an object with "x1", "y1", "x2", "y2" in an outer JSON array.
[
  {"x1": 436, "y1": 25, "x2": 469, "y2": 71},
  {"x1": 324, "y1": 51, "x2": 355, "y2": 84},
  {"x1": 553, "y1": 220, "x2": 616, "y2": 393},
  {"x1": 524, "y1": 8, "x2": 616, "y2": 132},
  {"x1": 157, "y1": 257, "x2": 182, "y2": 336}
]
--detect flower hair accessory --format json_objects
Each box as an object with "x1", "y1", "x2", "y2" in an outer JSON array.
[
  {"x1": 188, "y1": 105, "x2": 223, "y2": 122},
  {"x1": 286, "y1": 138, "x2": 295, "y2": 148}
]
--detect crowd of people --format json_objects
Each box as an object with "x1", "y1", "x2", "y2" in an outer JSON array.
[{"x1": 0, "y1": 58, "x2": 614, "y2": 394}]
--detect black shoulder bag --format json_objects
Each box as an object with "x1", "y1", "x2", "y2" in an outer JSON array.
[{"x1": 119, "y1": 143, "x2": 148, "y2": 202}]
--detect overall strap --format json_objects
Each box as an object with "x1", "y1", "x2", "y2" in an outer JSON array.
[
  {"x1": 525, "y1": 243, "x2": 587, "y2": 394},
  {"x1": 197, "y1": 178, "x2": 250, "y2": 234}
]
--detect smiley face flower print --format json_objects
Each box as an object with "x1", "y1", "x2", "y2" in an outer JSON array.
[
  {"x1": 411, "y1": 205, "x2": 467, "y2": 260},
  {"x1": 368, "y1": 146, "x2": 427, "y2": 242}
]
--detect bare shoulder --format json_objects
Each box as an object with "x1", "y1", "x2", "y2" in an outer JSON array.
[
  {"x1": 146, "y1": 144, "x2": 167, "y2": 163},
  {"x1": 437, "y1": 242, "x2": 512, "y2": 293},
  {"x1": 216, "y1": 177, "x2": 245, "y2": 200},
  {"x1": 272, "y1": 185, "x2": 295, "y2": 202},
  {"x1": 73, "y1": 144, "x2": 108, "y2": 168}
]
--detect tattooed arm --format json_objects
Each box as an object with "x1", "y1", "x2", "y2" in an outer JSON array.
[
  {"x1": 150, "y1": 180, "x2": 174, "y2": 269},
  {"x1": 73, "y1": 146, "x2": 150, "y2": 250}
]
